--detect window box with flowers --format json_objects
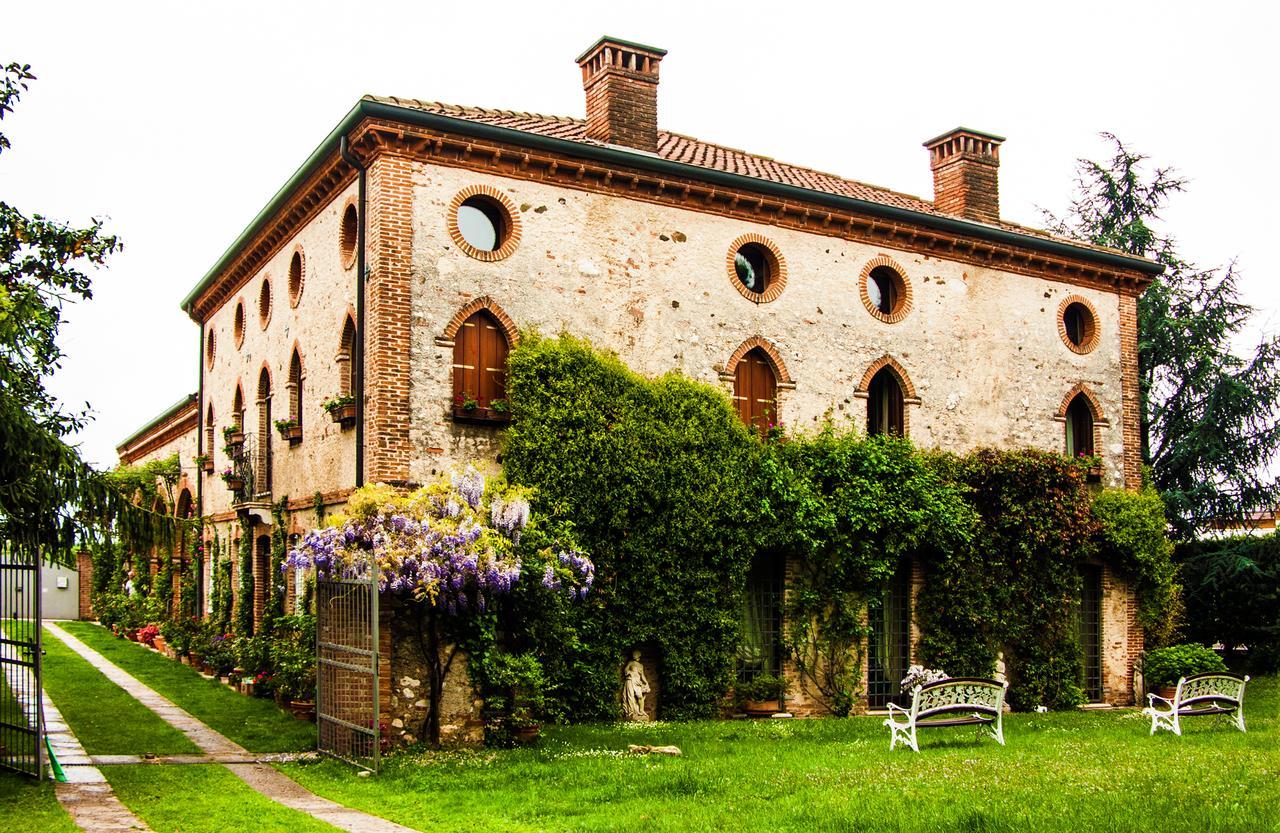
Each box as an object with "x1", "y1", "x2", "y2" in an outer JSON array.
[
  {"x1": 1075, "y1": 452, "x2": 1104, "y2": 483},
  {"x1": 222, "y1": 425, "x2": 245, "y2": 453},
  {"x1": 221, "y1": 467, "x2": 245, "y2": 492},
  {"x1": 452, "y1": 392, "x2": 511, "y2": 425},
  {"x1": 194, "y1": 453, "x2": 214, "y2": 474},
  {"x1": 322, "y1": 395, "x2": 358, "y2": 427},
  {"x1": 275, "y1": 418, "x2": 303, "y2": 445}
]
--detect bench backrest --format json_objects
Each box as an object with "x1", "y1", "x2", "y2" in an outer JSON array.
[
  {"x1": 911, "y1": 677, "x2": 1008, "y2": 720},
  {"x1": 1176, "y1": 672, "x2": 1248, "y2": 708}
]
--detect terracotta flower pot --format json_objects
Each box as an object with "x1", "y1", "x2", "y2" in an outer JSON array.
[
  {"x1": 742, "y1": 699, "x2": 779, "y2": 718},
  {"x1": 512, "y1": 723, "x2": 541, "y2": 743}
]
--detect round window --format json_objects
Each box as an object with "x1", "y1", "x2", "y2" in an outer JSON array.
[
  {"x1": 1058, "y1": 296, "x2": 1099, "y2": 354},
  {"x1": 258, "y1": 277, "x2": 272, "y2": 328},
  {"x1": 340, "y1": 203, "x2": 358, "y2": 269},
  {"x1": 456, "y1": 197, "x2": 507, "y2": 252},
  {"x1": 288, "y1": 251, "x2": 304, "y2": 308},
  {"x1": 859, "y1": 259, "x2": 912, "y2": 323},
  {"x1": 206, "y1": 328, "x2": 216, "y2": 369},
  {"x1": 734, "y1": 244, "x2": 771, "y2": 293},
  {"x1": 233, "y1": 300, "x2": 245, "y2": 348}
]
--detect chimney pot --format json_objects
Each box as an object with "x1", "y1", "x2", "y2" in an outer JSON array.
[
  {"x1": 924, "y1": 127, "x2": 1005, "y2": 223},
  {"x1": 577, "y1": 36, "x2": 666, "y2": 153}
]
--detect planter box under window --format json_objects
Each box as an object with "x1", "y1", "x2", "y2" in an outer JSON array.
[
  {"x1": 452, "y1": 405, "x2": 511, "y2": 425},
  {"x1": 328, "y1": 403, "x2": 357, "y2": 428},
  {"x1": 200, "y1": 458, "x2": 214, "y2": 474},
  {"x1": 279, "y1": 424, "x2": 303, "y2": 445},
  {"x1": 224, "y1": 476, "x2": 245, "y2": 492}
]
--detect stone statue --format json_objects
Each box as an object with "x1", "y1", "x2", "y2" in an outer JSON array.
[{"x1": 622, "y1": 650, "x2": 651, "y2": 721}]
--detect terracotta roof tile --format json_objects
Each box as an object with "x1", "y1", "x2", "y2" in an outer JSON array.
[{"x1": 366, "y1": 96, "x2": 1117, "y2": 250}]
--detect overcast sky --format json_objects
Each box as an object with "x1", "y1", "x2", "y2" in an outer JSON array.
[{"x1": 4, "y1": 1, "x2": 1277, "y2": 469}]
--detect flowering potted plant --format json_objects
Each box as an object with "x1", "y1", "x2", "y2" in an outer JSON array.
[
  {"x1": 1141, "y1": 644, "x2": 1228, "y2": 699},
  {"x1": 735, "y1": 673, "x2": 789, "y2": 717},
  {"x1": 1075, "y1": 452, "x2": 1104, "y2": 482},
  {"x1": 136, "y1": 624, "x2": 160, "y2": 649},
  {"x1": 452, "y1": 392, "x2": 511, "y2": 425},
  {"x1": 221, "y1": 467, "x2": 245, "y2": 492},
  {"x1": 900, "y1": 665, "x2": 948, "y2": 693},
  {"x1": 194, "y1": 452, "x2": 214, "y2": 474},
  {"x1": 274, "y1": 418, "x2": 302, "y2": 444},
  {"x1": 322, "y1": 394, "x2": 358, "y2": 426}
]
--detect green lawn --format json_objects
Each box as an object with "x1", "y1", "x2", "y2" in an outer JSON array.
[
  {"x1": 58, "y1": 621, "x2": 315, "y2": 753},
  {"x1": 103, "y1": 764, "x2": 339, "y2": 833},
  {"x1": 282, "y1": 676, "x2": 1280, "y2": 833},
  {"x1": 0, "y1": 770, "x2": 77, "y2": 833},
  {"x1": 38, "y1": 626, "x2": 199, "y2": 756}
]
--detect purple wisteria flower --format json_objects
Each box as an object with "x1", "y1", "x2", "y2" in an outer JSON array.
[{"x1": 452, "y1": 466, "x2": 485, "y2": 510}]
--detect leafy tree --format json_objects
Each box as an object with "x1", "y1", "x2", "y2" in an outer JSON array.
[
  {"x1": 1046, "y1": 134, "x2": 1280, "y2": 539},
  {"x1": 0, "y1": 62, "x2": 172, "y2": 562}
]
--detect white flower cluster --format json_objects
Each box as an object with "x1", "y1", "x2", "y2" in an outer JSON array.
[{"x1": 900, "y1": 664, "x2": 949, "y2": 693}]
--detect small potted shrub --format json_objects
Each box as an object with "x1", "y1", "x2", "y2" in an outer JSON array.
[
  {"x1": 1143, "y1": 643, "x2": 1228, "y2": 699},
  {"x1": 274, "y1": 418, "x2": 302, "y2": 444},
  {"x1": 137, "y1": 624, "x2": 160, "y2": 649},
  {"x1": 322, "y1": 395, "x2": 358, "y2": 426},
  {"x1": 222, "y1": 424, "x2": 245, "y2": 451},
  {"x1": 484, "y1": 652, "x2": 547, "y2": 744},
  {"x1": 736, "y1": 673, "x2": 789, "y2": 717}
]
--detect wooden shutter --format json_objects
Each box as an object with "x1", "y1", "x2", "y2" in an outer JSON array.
[
  {"x1": 453, "y1": 311, "x2": 509, "y2": 407},
  {"x1": 734, "y1": 349, "x2": 777, "y2": 434}
]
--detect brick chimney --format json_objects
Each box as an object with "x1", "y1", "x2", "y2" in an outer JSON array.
[
  {"x1": 576, "y1": 36, "x2": 666, "y2": 153},
  {"x1": 924, "y1": 128, "x2": 1005, "y2": 223}
]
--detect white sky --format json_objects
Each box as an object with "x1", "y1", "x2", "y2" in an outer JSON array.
[{"x1": 3, "y1": 1, "x2": 1277, "y2": 469}]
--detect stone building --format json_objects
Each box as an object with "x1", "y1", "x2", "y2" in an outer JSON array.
[{"x1": 108, "y1": 36, "x2": 1161, "y2": 726}]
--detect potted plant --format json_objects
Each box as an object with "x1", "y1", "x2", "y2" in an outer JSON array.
[
  {"x1": 452, "y1": 392, "x2": 511, "y2": 424},
  {"x1": 736, "y1": 673, "x2": 789, "y2": 717},
  {"x1": 223, "y1": 424, "x2": 245, "y2": 450},
  {"x1": 1075, "y1": 452, "x2": 1104, "y2": 483},
  {"x1": 322, "y1": 394, "x2": 358, "y2": 426},
  {"x1": 194, "y1": 452, "x2": 214, "y2": 474},
  {"x1": 1142, "y1": 643, "x2": 1228, "y2": 699},
  {"x1": 274, "y1": 418, "x2": 303, "y2": 444},
  {"x1": 221, "y1": 467, "x2": 244, "y2": 492},
  {"x1": 484, "y1": 652, "x2": 547, "y2": 744},
  {"x1": 270, "y1": 614, "x2": 317, "y2": 720},
  {"x1": 137, "y1": 624, "x2": 160, "y2": 649}
]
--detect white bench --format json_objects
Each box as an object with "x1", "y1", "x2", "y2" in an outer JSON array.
[
  {"x1": 884, "y1": 677, "x2": 1008, "y2": 752},
  {"x1": 1143, "y1": 671, "x2": 1249, "y2": 736}
]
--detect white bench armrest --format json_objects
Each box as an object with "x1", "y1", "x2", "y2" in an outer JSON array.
[{"x1": 1146, "y1": 693, "x2": 1173, "y2": 709}]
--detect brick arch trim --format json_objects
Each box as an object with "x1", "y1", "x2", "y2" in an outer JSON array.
[
  {"x1": 859, "y1": 255, "x2": 914, "y2": 324},
  {"x1": 724, "y1": 336, "x2": 794, "y2": 385},
  {"x1": 288, "y1": 339, "x2": 305, "y2": 375},
  {"x1": 447, "y1": 184, "x2": 523, "y2": 262},
  {"x1": 855, "y1": 355, "x2": 919, "y2": 400},
  {"x1": 257, "y1": 362, "x2": 273, "y2": 398},
  {"x1": 441, "y1": 296, "x2": 520, "y2": 347},
  {"x1": 1055, "y1": 382, "x2": 1109, "y2": 425}
]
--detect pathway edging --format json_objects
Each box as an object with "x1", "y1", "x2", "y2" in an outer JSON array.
[{"x1": 45, "y1": 623, "x2": 416, "y2": 833}]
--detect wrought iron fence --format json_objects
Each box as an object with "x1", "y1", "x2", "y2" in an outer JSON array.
[
  {"x1": 225, "y1": 434, "x2": 257, "y2": 504},
  {"x1": 0, "y1": 544, "x2": 43, "y2": 779},
  {"x1": 315, "y1": 568, "x2": 380, "y2": 772}
]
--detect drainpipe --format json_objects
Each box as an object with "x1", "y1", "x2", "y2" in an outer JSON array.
[
  {"x1": 196, "y1": 324, "x2": 206, "y2": 615},
  {"x1": 339, "y1": 135, "x2": 366, "y2": 488}
]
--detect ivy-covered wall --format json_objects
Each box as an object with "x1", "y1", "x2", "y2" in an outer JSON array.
[{"x1": 501, "y1": 333, "x2": 1176, "y2": 718}]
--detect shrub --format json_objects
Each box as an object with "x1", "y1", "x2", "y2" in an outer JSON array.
[
  {"x1": 204, "y1": 632, "x2": 238, "y2": 675},
  {"x1": 734, "y1": 673, "x2": 789, "y2": 706},
  {"x1": 269, "y1": 614, "x2": 316, "y2": 702},
  {"x1": 478, "y1": 651, "x2": 547, "y2": 738},
  {"x1": 1091, "y1": 485, "x2": 1180, "y2": 645},
  {"x1": 1176, "y1": 534, "x2": 1280, "y2": 673},
  {"x1": 1143, "y1": 643, "x2": 1228, "y2": 689}
]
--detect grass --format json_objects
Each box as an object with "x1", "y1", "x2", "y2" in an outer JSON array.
[
  {"x1": 57, "y1": 621, "x2": 315, "y2": 753},
  {"x1": 37, "y1": 625, "x2": 199, "y2": 756},
  {"x1": 0, "y1": 770, "x2": 78, "y2": 833},
  {"x1": 102, "y1": 764, "x2": 340, "y2": 833},
  {"x1": 282, "y1": 676, "x2": 1280, "y2": 833}
]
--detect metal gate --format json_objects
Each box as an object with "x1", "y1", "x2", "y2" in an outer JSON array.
[
  {"x1": 315, "y1": 568, "x2": 380, "y2": 772},
  {"x1": 867, "y1": 562, "x2": 912, "y2": 710},
  {"x1": 0, "y1": 546, "x2": 43, "y2": 779},
  {"x1": 1078, "y1": 565, "x2": 1103, "y2": 702}
]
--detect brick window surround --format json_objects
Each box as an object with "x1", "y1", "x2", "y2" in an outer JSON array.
[
  {"x1": 446, "y1": 185, "x2": 523, "y2": 262},
  {"x1": 858, "y1": 256, "x2": 913, "y2": 324},
  {"x1": 288, "y1": 247, "x2": 305, "y2": 309},
  {"x1": 233, "y1": 299, "x2": 246, "y2": 349},
  {"x1": 340, "y1": 197, "x2": 358, "y2": 270},
  {"x1": 853, "y1": 355, "x2": 922, "y2": 435},
  {"x1": 1054, "y1": 382, "x2": 1109, "y2": 458},
  {"x1": 726, "y1": 234, "x2": 787, "y2": 304},
  {"x1": 1058, "y1": 294, "x2": 1100, "y2": 355},
  {"x1": 258, "y1": 277, "x2": 273, "y2": 330},
  {"x1": 205, "y1": 327, "x2": 216, "y2": 370},
  {"x1": 718, "y1": 336, "x2": 796, "y2": 428}
]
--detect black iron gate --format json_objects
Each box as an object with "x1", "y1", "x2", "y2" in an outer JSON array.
[
  {"x1": 315, "y1": 569, "x2": 380, "y2": 772},
  {"x1": 1078, "y1": 565, "x2": 1103, "y2": 702},
  {"x1": 0, "y1": 546, "x2": 43, "y2": 779}
]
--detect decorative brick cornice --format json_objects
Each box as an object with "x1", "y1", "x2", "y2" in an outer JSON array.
[
  {"x1": 437, "y1": 296, "x2": 521, "y2": 347},
  {"x1": 118, "y1": 403, "x2": 199, "y2": 464},
  {"x1": 855, "y1": 355, "x2": 920, "y2": 401},
  {"x1": 858, "y1": 255, "x2": 914, "y2": 324},
  {"x1": 1057, "y1": 294, "x2": 1100, "y2": 355},
  {"x1": 446, "y1": 184, "x2": 523, "y2": 262},
  {"x1": 1054, "y1": 382, "x2": 1108, "y2": 424},
  {"x1": 725, "y1": 234, "x2": 787, "y2": 304},
  {"x1": 721, "y1": 336, "x2": 795, "y2": 385}
]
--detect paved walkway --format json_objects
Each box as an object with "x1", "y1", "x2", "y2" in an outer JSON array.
[
  {"x1": 0, "y1": 637, "x2": 154, "y2": 833},
  {"x1": 44, "y1": 623, "x2": 417, "y2": 833}
]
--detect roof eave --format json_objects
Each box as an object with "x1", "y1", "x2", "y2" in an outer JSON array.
[
  {"x1": 116, "y1": 393, "x2": 198, "y2": 457},
  {"x1": 183, "y1": 99, "x2": 1162, "y2": 317}
]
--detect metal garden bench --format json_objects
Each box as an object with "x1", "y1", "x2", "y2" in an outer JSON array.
[
  {"x1": 1143, "y1": 671, "x2": 1249, "y2": 736},
  {"x1": 884, "y1": 677, "x2": 1008, "y2": 752}
]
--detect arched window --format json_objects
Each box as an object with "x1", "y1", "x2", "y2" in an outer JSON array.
[
  {"x1": 733, "y1": 347, "x2": 778, "y2": 435},
  {"x1": 452, "y1": 310, "x2": 510, "y2": 412},
  {"x1": 338, "y1": 314, "x2": 356, "y2": 397},
  {"x1": 1065, "y1": 393, "x2": 1095, "y2": 457},
  {"x1": 257, "y1": 368, "x2": 272, "y2": 494},
  {"x1": 288, "y1": 349, "x2": 303, "y2": 432},
  {"x1": 232, "y1": 384, "x2": 244, "y2": 431},
  {"x1": 867, "y1": 367, "x2": 905, "y2": 437},
  {"x1": 205, "y1": 403, "x2": 215, "y2": 461}
]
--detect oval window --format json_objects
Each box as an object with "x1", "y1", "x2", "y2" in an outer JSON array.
[
  {"x1": 734, "y1": 243, "x2": 772, "y2": 293},
  {"x1": 456, "y1": 197, "x2": 507, "y2": 252}
]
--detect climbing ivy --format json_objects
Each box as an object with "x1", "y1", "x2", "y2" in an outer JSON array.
[{"x1": 234, "y1": 516, "x2": 254, "y2": 636}]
